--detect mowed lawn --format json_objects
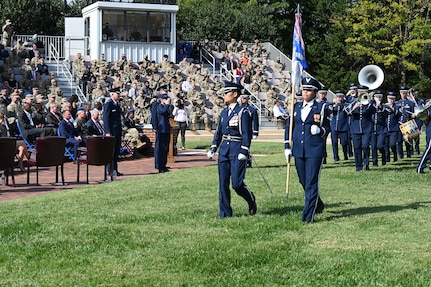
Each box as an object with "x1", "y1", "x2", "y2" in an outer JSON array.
[{"x1": 1, "y1": 140, "x2": 431, "y2": 286}]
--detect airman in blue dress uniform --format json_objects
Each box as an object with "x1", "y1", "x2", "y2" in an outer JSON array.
[
  {"x1": 385, "y1": 92, "x2": 402, "y2": 162},
  {"x1": 208, "y1": 81, "x2": 257, "y2": 219},
  {"x1": 396, "y1": 86, "x2": 416, "y2": 158},
  {"x1": 370, "y1": 91, "x2": 388, "y2": 166},
  {"x1": 345, "y1": 85, "x2": 376, "y2": 171},
  {"x1": 103, "y1": 87, "x2": 124, "y2": 176},
  {"x1": 239, "y1": 93, "x2": 259, "y2": 168},
  {"x1": 284, "y1": 77, "x2": 330, "y2": 223},
  {"x1": 329, "y1": 90, "x2": 350, "y2": 162},
  {"x1": 416, "y1": 99, "x2": 431, "y2": 173}
]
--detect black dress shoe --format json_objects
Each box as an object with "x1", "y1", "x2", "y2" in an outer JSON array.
[
  {"x1": 116, "y1": 171, "x2": 124, "y2": 176},
  {"x1": 248, "y1": 192, "x2": 257, "y2": 216},
  {"x1": 365, "y1": 165, "x2": 370, "y2": 171},
  {"x1": 159, "y1": 169, "x2": 169, "y2": 173}
]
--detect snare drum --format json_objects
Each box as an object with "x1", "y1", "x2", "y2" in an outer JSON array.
[{"x1": 399, "y1": 120, "x2": 421, "y2": 142}]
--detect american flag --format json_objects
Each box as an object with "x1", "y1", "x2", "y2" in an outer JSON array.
[{"x1": 291, "y1": 10, "x2": 307, "y2": 93}]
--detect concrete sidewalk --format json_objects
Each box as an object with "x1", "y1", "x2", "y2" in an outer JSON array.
[{"x1": 0, "y1": 149, "x2": 216, "y2": 202}]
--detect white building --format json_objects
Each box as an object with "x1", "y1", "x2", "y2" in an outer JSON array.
[{"x1": 65, "y1": 0, "x2": 179, "y2": 63}]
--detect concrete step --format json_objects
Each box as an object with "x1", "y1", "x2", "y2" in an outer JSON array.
[{"x1": 185, "y1": 128, "x2": 284, "y2": 142}]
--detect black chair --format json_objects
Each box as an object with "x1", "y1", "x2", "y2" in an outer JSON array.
[
  {"x1": 77, "y1": 136, "x2": 116, "y2": 183},
  {"x1": 0, "y1": 137, "x2": 17, "y2": 187},
  {"x1": 27, "y1": 136, "x2": 66, "y2": 185}
]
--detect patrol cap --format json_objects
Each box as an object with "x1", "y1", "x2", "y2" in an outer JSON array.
[
  {"x1": 127, "y1": 108, "x2": 135, "y2": 114},
  {"x1": 373, "y1": 90, "x2": 384, "y2": 97},
  {"x1": 387, "y1": 91, "x2": 396, "y2": 99},
  {"x1": 11, "y1": 93, "x2": 20, "y2": 99},
  {"x1": 35, "y1": 94, "x2": 44, "y2": 100},
  {"x1": 301, "y1": 77, "x2": 321, "y2": 91},
  {"x1": 77, "y1": 107, "x2": 86, "y2": 112},
  {"x1": 334, "y1": 90, "x2": 345, "y2": 97},
  {"x1": 399, "y1": 86, "x2": 409, "y2": 92},
  {"x1": 25, "y1": 94, "x2": 34, "y2": 100},
  {"x1": 222, "y1": 81, "x2": 243, "y2": 94}
]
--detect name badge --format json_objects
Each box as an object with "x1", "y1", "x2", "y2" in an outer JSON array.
[{"x1": 112, "y1": 109, "x2": 117, "y2": 112}]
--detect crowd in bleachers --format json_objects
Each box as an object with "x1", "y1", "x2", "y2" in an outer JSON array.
[{"x1": 0, "y1": 37, "x2": 295, "y2": 160}]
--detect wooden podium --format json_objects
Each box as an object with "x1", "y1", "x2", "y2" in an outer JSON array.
[{"x1": 168, "y1": 118, "x2": 177, "y2": 163}]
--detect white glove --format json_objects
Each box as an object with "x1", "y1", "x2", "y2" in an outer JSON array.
[
  {"x1": 238, "y1": 153, "x2": 247, "y2": 161},
  {"x1": 310, "y1": 125, "x2": 321, "y2": 135},
  {"x1": 207, "y1": 150, "x2": 215, "y2": 159},
  {"x1": 284, "y1": 149, "x2": 292, "y2": 162},
  {"x1": 252, "y1": 135, "x2": 258, "y2": 140}
]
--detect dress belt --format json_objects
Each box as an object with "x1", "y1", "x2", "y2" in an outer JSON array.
[{"x1": 222, "y1": 135, "x2": 242, "y2": 141}]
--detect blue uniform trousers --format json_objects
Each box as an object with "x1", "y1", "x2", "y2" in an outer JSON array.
[
  {"x1": 156, "y1": 133, "x2": 169, "y2": 171},
  {"x1": 294, "y1": 156, "x2": 324, "y2": 222},
  {"x1": 351, "y1": 133, "x2": 371, "y2": 171},
  {"x1": 331, "y1": 131, "x2": 349, "y2": 161},
  {"x1": 218, "y1": 152, "x2": 254, "y2": 218},
  {"x1": 371, "y1": 132, "x2": 387, "y2": 166}
]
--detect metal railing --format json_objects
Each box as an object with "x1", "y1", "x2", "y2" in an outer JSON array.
[{"x1": 48, "y1": 43, "x2": 87, "y2": 104}]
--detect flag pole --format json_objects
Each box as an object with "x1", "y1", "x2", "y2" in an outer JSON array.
[{"x1": 286, "y1": 4, "x2": 306, "y2": 202}]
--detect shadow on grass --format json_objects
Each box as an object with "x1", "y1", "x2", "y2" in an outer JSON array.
[{"x1": 324, "y1": 201, "x2": 431, "y2": 221}]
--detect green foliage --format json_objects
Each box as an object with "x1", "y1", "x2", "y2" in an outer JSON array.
[{"x1": 0, "y1": 0, "x2": 65, "y2": 35}]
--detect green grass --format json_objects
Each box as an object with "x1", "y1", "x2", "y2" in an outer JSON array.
[{"x1": 1, "y1": 140, "x2": 431, "y2": 286}]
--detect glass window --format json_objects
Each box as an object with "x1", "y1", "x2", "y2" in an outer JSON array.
[{"x1": 102, "y1": 10, "x2": 171, "y2": 43}]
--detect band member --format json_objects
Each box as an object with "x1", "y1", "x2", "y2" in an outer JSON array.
[
  {"x1": 370, "y1": 91, "x2": 388, "y2": 166},
  {"x1": 284, "y1": 77, "x2": 330, "y2": 223},
  {"x1": 412, "y1": 88, "x2": 424, "y2": 155},
  {"x1": 329, "y1": 90, "x2": 350, "y2": 162},
  {"x1": 396, "y1": 86, "x2": 415, "y2": 158},
  {"x1": 207, "y1": 81, "x2": 257, "y2": 219},
  {"x1": 417, "y1": 99, "x2": 431, "y2": 173},
  {"x1": 239, "y1": 93, "x2": 259, "y2": 168},
  {"x1": 385, "y1": 92, "x2": 402, "y2": 162},
  {"x1": 345, "y1": 85, "x2": 376, "y2": 171}
]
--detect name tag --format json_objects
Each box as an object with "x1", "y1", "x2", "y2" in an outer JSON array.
[{"x1": 112, "y1": 109, "x2": 117, "y2": 112}]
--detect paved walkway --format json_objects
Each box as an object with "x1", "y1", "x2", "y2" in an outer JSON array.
[{"x1": 0, "y1": 149, "x2": 216, "y2": 202}]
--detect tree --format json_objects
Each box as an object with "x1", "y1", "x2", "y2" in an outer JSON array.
[
  {"x1": 337, "y1": 0, "x2": 431, "y2": 89},
  {"x1": 1, "y1": 0, "x2": 65, "y2": 35}
]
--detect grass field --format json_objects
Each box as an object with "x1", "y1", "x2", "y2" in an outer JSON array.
[{"x1": 1, "y1": 140, "x2": 431, "y2": 286}]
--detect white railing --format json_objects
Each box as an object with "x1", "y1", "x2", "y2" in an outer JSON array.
[{"x1": 48, "y1": 43, "x2": 87, "y2": 104}]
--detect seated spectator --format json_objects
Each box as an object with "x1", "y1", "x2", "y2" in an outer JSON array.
[
  {"x1": 123, "y1": 109, "x2": 147, "y2": 157},
  {"x1": 58, "y1": 110, "x2": 84, "y2": 162},
  {"x1": 37, "y1": 58, "x2": 49, "y2": 76},
  {"x1": 74, "y1": 107, "x2": 89, "y2": 139},
  {"x1": 18, "y1": 102, "x2": 56, "y2": 143},
  {"x1": 45, "y1": 103, "x2": 62, "y2": 128},
  {"x1": 86, "y1": 108, "x2": 104, "y2": 136},
  {"x1": 273, "y1": 100, "x2": 288, "y2": 128},
  {"x1": 0, "y1": 112, "x2": 29, "y2": 171}
]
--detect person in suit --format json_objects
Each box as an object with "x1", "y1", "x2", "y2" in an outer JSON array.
[
  {"x1": 154, "y1": 92, "x2": 172, "y2": 173},
  {"x1": 18, "y1": 102, "x2": 55, "y2": 143},
  {"x1": 284, "y1": 77, "x2": 330, "y2": 223},
  {"x1": 45, "y1": 103, "x2": 62, "y2": 128},
  {"x1": 207, "y1": 81, "x2": 257, "y2": 219},
  {"x1": 103, "y1": 87, "x2": 124, "y2": 176},
  {"x1": 86, "y1": 109, "x2": 104, "y2": 136},
  {"x1": 58, "y1": 110, "x2": 83, "y2": 161}
]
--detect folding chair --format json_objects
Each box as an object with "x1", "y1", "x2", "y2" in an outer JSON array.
[
  {"x1": 57, "y1": 128, "x2": 76, "y2": 161},
  {"x1": 15, "y1": 120, "x2": 36, "y2": 155}
]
